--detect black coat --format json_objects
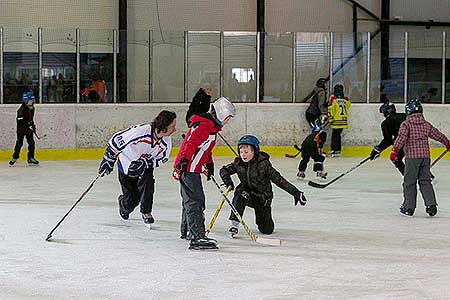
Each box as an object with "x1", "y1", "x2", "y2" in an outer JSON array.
[
  {"x1": 16, "y1": 104, "x2": 35, "y2": 135},
  {"x1": 185, "y1": 88, "x2": 212, "y2": 125},
  {"x1": 220, "y1": 152, "x2": 299, "y2": 206},
  {"x1": 377, "y1": 113, "x2": 406, "y2": 151}
]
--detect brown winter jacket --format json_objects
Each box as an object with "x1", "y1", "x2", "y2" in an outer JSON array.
[{"x1": 219, "y1": 152, "x2": 299, "y2": 207}]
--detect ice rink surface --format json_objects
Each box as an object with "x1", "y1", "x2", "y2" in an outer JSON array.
[{"x1": 1, "y1": 156, "x2": 450, "y2": 300}]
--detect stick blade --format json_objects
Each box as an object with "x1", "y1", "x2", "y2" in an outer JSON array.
[
  {"x1": 256, "y1": 236, "x2": 282, "y2": 246},
  {"x1": 307, "y1": 180, "x2": 327, "y2": 188},
  {"x1": 285, "y1": 154, "x2": 296, "y2": 158},
  {"x1": 45, "y1": 234, "x2": 52, "y2": 241},
  {"x1": 294, "y1": 144, "x2": 302, "y2": 152}
]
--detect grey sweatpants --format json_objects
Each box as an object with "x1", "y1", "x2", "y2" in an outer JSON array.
[
  {"x1": 180, "y1": 172, "x2": 206, "y2": 240},
  {"x1": 402, "y1": 158, "x2": 437, "y2": 209}
]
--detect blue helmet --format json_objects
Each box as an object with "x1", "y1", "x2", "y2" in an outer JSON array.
[
  {"x1": 311, "y1": 119, "x2": 323, "y2": 133},
  {"x1": 22, "y1": 91, "x2": 35, "y2": 104},
  {"x1": 405, "y1": 98, "x2": 423, "y2": 115},
  {"x1": 238, "y1": 135, "x2": 260, "y2": 152}
]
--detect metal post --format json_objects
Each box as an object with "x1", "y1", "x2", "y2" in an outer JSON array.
[
  {"x1": 113, "y1": 29, "x2": 117, "y2": 103},
  {"x1": 329, "y1": 32, "x2": 334, "y2": 91},
  {"x1": 366, "y1": 31, "x2": 371, "y2": 103},
  {"x1": 76, "y1": 28, "x2": 80, "y2": 103},
  {"x1": 442, "y1": 31, "x2": 446, "y2": 104},
  {"x1": 184, "y1": 31, "x2": 188, "y2": 103},
  {"x1": 38, "y1": 27, "x2": 42, "y2": 103},
  {"x1": 0, "y1": 27, "x2": 3, "y2": 104},
  {"x1": 149, "y1": 30, "x2": 153, "y2": 103},
  {"x1": 256, "y1": 32, "x2": 261, "y2": 103},
  {"x1": 220, "y1": 31, "x2": 224, "y2": 97},
  {"x1": 292, "y1": 32, "x2": 296, "y2": 103},
  {"x1": 404, "y1": 32, "x2": 408, "y2": 103}
]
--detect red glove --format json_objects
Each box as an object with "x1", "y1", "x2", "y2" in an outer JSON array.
[
  {"x1": 173, "y1": 158, "x2": 188, "y2": 181},
  {"x1": 390, "y1": 147, "x2": 399, "y2": 162},
  {"x1": 446, "y1": 142, "x2": 450, "y2": 151}
]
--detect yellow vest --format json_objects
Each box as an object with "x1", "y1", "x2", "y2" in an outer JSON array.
[{"x1": 328, "y1": 96, "x2": 351, "y2": 129}]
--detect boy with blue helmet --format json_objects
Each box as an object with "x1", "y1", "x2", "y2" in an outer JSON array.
[
  {"x1": 220, "y1": 135, "x2": 307, "y2": 238},
  {"x1": 9, "y1": 91, "x2": 39, "y2": 166}
]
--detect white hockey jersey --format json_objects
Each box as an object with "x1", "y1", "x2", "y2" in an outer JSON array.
[{"x1": 108, "y1": 124, "x2": 172, "y2": 175}]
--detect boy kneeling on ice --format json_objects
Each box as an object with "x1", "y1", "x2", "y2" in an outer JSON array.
[{"x1": 219, "y1": 135, "x2": 307, "y2": 237}]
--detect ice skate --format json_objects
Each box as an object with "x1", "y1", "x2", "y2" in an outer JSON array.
[
  {"x1": 189, "y1": 236, "x2": 218, "y2": 250},
  {"x1": 399, "y1": 205, "x2": 414, "y2": 217},
  {"x1": 27, "y1": 157, "x2": 39, "y2": 165},
  {"x1": 118, "y1": 195, "x2": 129, "y2": 220},
  {"x1": 142, "y1": 213, "x2": 155, "y2": 228},
  {"x1": 228, "y1": 225, "x2": 238, "y2": 238},
  {"x1": 9, "y1": 159, "x2": 17, "y2": 166},
  {"x1": 426, "y1": 205, "x2": 437, "y2": 217},
  {"x1": 316, "y1": 171, "x2": 327, "y2": 179},
  {"x1": 296, "y1": 171, "x2": 306, "y2": 180}
]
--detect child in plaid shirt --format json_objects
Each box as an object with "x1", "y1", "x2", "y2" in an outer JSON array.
[{"x1": 390, "y1": 98, "x2": 450, "y2": 217}]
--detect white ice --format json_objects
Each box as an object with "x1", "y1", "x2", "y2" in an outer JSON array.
[{"x1": 1, "y1": 157, "x2": 450, "y2": 300}]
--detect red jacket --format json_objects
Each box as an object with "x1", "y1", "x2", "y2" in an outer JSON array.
[
  {"x1": 174, "y1": 114, "x2": 221, "y2": 173},
  {"x1": 394, "y1": 113, "x2": 449, "y2": 158}
]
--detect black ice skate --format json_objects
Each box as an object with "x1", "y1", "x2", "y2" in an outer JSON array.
[
  {"x1": 316, "y1": 171, "x2": 327, "y2": 179},
  {"x1": 9, "y1": 158, "x2": 17, "y2": 166},
  {"x1": 228, "y1": 226, "x2": 238, "y2": 238},
  {"x1": 426, "y1": 205, "x2": 437, "y2": 217},
  {"x1": 297, "y1": 171, "x2": 306, "y2": 180},
  {"x1": 27, "y1": 158, "x2": 39, "y2": 165},
  {"x1": 189, "y1": 237, "x2": 218, "y2": 250},
  {"x1": 142, "y1": 213, "x2": 155, "y2": 228},
  {"x1": 180, "y1": 232, "x2": 193, "y2": 240},
  {"x1": 118, "y1": 195, "x2": 129, "y2": 220},
  {"x1": 399, "y1": 205, "x2": 414, "y2": 217}
]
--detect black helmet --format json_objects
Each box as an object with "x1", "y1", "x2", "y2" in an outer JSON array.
[
  {"x1": 405, "y1": 98, "x2": 423, "y2": 116},
  {"x1": 379, "y1": 102, "x2": 396, "y2": 118},
  {"x1": 316, "y1": 78, "x2": 327, "y2": 89},
  {"x1": 333, "y1": 84, "x2": 344, "y2": 98}
]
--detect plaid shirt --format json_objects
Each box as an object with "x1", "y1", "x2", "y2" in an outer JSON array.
[{"x1": 394, "y1": 113, "x2": 449, "y2": 158}]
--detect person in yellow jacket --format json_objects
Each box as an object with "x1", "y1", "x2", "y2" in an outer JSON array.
[{"x1": 327, "y1": 84, "x2": 351, "y2": 157}]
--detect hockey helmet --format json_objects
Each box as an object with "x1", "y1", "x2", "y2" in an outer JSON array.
[
  {"x1": 405, "y1": 98, "x2": 423, "y2": 115},
  {"x1": 316, "y1": 78, "x2": 327, "y2": 89},
  {"x1": 238, "y1": 135, "x2": 260, "y2": 153},
  {"x1": 379, "y1": 102, "x2": 396, "y2": 117},
  {"x1": 211, "y1": 97, "x2": 236, "y2": 125},
  {"x1": 333, "y1": 84, "x2": 344, "y2": 98},
  {"x1": 311, "y1": 119, "x2": 323, "y2": 133},
  {"x1": 22, "y1": 91, "x2": 35, "y2": 104}
]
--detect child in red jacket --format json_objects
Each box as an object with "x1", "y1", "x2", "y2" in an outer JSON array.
[
  {"x1": 173, "y1": 97, "x2": 235, "y2": 250},
  {"x1": 390, "y1": 98, "x2": 450, "y2": 217}
]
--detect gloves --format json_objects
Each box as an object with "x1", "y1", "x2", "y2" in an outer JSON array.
[
  {"x1": 370, "y1": 146, "x2": 381, "y2": 160},
  {"x1": 128, "y1": 157, "x2": 152, "y2": 178},
  {"x1": 173, "y1": 158, "x2": 189, "y2": 181},
  {"x1": 446, "y1": 142, "x2": 450, "y2": 151},
  {"x1": 294, "y1": 191, "x2": 307, "y2": 206},
  {"x1": 222, "y1": 178, "x2": 235, "y2": 191},
  {"x1": 29, "y1": 122, "x2": 36, "y2": 133},
  {"x1": 98, "y1": 146, "x2": 116, "y2": 176},
  {"x1": 204, "y1": 162, "x2": 214, "y2": 181},
  {"x1": 390, "y1": 146, "x2": 399, "y2": 162}
]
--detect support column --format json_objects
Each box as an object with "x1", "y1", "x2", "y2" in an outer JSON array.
[
  {"x1": 118, "y1": 0, "x2": 127, "y2": 102},
  {"x1": 257, "y1": 0, "x2": 265, "y2": 102},
  {"x1": 380, "y1": 0, "x2": 390, "y2": 102},
  {"x1": 38, "y1": 27, "x2": 42, "y2": 103}
]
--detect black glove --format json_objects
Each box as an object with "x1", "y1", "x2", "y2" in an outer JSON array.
[
  {"x1": 128, "y1": 157, "x2": 152, "y2": 178},
  {"x1": 98, "y1": 146, "x2": 116, "y2": 176},
  {"x1": 173, "y1": 157, "x2": 189, "y2": 181},
  {"x1": 204, "y1": 162, "x2": 214, "y2": 181},
  {"x1": 294, "y1": 191, "x2": 307, "y2": 206},
  {"x1": 29, "y1": 123, "x2": 36, "y2": 133},
  {"x1": 370, "y1": 146, "x2": 381, "y2": 160},
  {"x1": 222, "y1": 178, "x2": 235, "y2": 191}
]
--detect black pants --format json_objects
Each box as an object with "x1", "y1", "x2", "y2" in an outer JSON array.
[
  {"x1": 331, "y1": 128, "x2": 343, "y2": 151},
  {"x1": 118, "y1": 168, "x2": 155, "y2": 214},
  {"x1": 13, "y1": 133, "x2": 35, "y2": 159},
  {"x1": 305, "y1": 112, "x2": 319, "y2": 128},
  {"x1": 229, "y1": 190, "x2": 274, "y2": 235},
  {"x1": 298, "y1": 149, "x2": 325, "y2": 172},
  {"x1": 393, "y1": 148, "x2": 405, "y2": 175},
  {"x1": 180, "y1": 172, "x2": 206, "y2": 240}
]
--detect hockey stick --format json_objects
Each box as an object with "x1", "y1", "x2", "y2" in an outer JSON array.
[
  {"x1": 45, "y1": 172, "x2": 103, "y2": 241},
  {"x1": 285, "y1": 144, "x2": 302, "y2": 158},
  {"x1": 209, "y1": 175, "x2": 281, "y2": 246},
  {"x1": 205, "y1": 186, "x2": 232, "y2": 235},
  {"x1": 218, "y1": 132, "x2": 238, "y2": 156},
  {"x1": 308, "y1": 157, "x2": 371, "y2": 189},
  {"x1": 431, "y1": 149, "x2": 449, "y2": 167}
]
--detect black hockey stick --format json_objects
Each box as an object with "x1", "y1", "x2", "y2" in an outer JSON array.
[
  {"x1": 431, "y1": 149, "x2": 449, "y2": 167},
  {"x1": 285, "y1": 144, "x2": 302, "y2": 158},
  {"x1": 218, "y1": 132, "x2": 238, "y2": 156},
  {"x1": 45, "y1": 173, "x2": 103, "y2": 241},
  {"x1": 308, "y1": 157, "x2": 371, "y2": 189}
]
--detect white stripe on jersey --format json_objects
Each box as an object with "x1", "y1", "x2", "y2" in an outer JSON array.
[{"x1": 189, "y1": 134, "x2": 215, "y2": 172}]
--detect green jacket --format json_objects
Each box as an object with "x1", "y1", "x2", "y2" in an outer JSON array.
[{"x1": 219, "y1": 151, "x2": 299, "y2": 206}]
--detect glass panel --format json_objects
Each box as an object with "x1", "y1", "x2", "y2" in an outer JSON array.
[
  {"x1": 369, "y1": 33, "x2": 381, "y2": 102},
  {"x1": 295, "y1": 32, "x2": 330, "y2": 102},
  {"x1": 3, "y1": 27, "x2": 38, "y2": 104},
  {"x1": 127, "y1": 30, "x2": 149, "y2": 102},
  {"x1": 385, "y1": 31, "x2": 405, "y2": 103},
  {"x1": 408, "y1": 31, "x2": 442, "y2": 103},
  {"x1": 41, "y1": 28, "x2": 76, "y2": 103},
  {"x1": 187, "y1": 32, "x2": 220, "y2": 102},
  {"x1": 223, "y1": 32, "x2": 256, "y2": 103},
  {"x1": 79, "y1": 29, "x2": 113, "y2": 103},
  {"x1": 446, "y1": 32, "x2": 450, "y2": 104},
  {"x1": 263, "y1": 32, "x2": 293, "y2": 102},
  {"x1": 153, "y1": 31, "x2": 184, "y2": 102},
  {"x1": 332, "y1": 32, "x2": 368, "y2": 103}
]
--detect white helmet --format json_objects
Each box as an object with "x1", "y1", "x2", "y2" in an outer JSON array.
[{"x1": 211, "y1": 97, "x2": 236, "y2": 124}]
